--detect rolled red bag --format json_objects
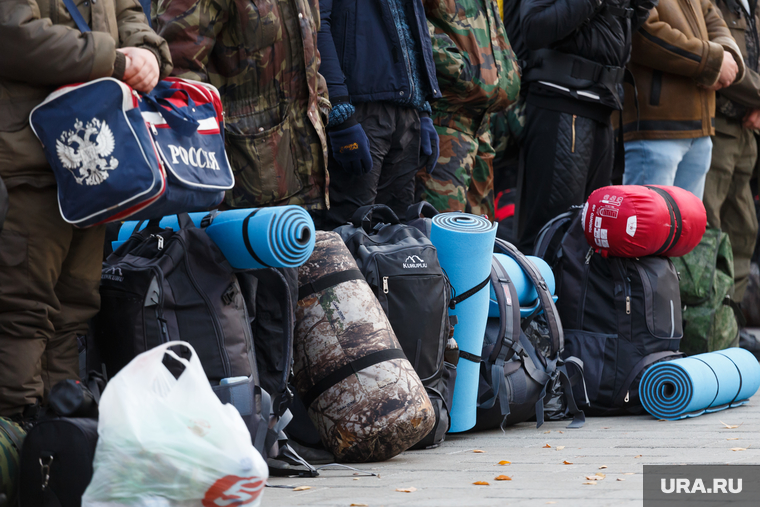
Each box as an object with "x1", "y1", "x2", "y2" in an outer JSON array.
[{"x1": 582, "y1": 185, "x2": 706, "y2": 258}]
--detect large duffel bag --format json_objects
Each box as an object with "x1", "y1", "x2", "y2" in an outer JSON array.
[
  {"x1": 583, "y1": 185, "x2": 706, "y2": 258},
  {"x1": 29, "y1": 76, "x2": 233, "y2": 227},
  {"x1": 336, "y1": 204, "x2": 454, "y2": 449},
  {"x1": 293, "y1": 231, "x2": 435, "y2": 462},
  {"x1": 536, "y1": 209, "x2": 683, "y2": 415}
]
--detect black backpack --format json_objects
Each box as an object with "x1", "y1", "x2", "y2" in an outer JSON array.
[
  {"x1": 335, "y1": 204, "x2": 455, "y2": 449},
  {"x1": 474, "y1": 238, "x2": 586, "y2": 430},
  {"x1": 535, "y1": 208, "x2": 683, "y2": 415}
]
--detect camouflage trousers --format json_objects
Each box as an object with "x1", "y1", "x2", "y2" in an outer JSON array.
[
  {"x1": 704, "y1": 127, "x2": 759, "y2": 301},
  {"x1": 415, "y1": 112, "x2": 495, "y2": 219}
]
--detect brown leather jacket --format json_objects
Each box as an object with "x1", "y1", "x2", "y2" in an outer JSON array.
[
  {"x1": 712, "y1": 0, "x2": 760, "y2": 136},
  {"x1": 621, "y1": 0, "x2": 745, "y2": 140},
  {"x1": 0, "y1": 0, "x2": 172, "y2": 188}
]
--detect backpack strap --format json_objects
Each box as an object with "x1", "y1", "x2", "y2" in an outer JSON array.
[
  {"x1": 404, "y1": 202, "x2": 439, "y2": 222},
  {"x1": 449, "y1": 275, "x2": 491, "y2": 310},
  {"x1": 350, "y1": 204, "x2": 400, "y2": 233},
  {"x1": 556, "y1": 357, "x2": 588, "y2": 428},
  {"x1": 495, "y1": 238, "x2": 564, "y2": 355},
  {"x1": 298, "y1": 269, "x2": 365, "y2": 300},
  {"x1": 645, "y1": 186, "x2": 683, "y2": 256},
  {"x1": 62, "y1": 0, "x2": 91, "y2": 33},
  {"x1": 533, "y1": 209, "x2": 577, "y2": 259},
  {"x1": 243, "y1": 210, "x2": 272, "y2": 269}
]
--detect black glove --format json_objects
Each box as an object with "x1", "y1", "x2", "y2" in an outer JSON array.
[
  {"x1": 329, "y1": 121, "x2": 372, "y2": 175},
  {"x1": 419, "y1": 114, "x2": 440, "y2": 174}
]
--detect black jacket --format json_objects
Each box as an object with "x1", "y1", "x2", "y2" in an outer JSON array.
[{"x1": 508, "y1": 0, "x2": 656, "y2": 112}]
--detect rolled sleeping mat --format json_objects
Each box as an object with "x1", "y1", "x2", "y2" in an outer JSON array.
[
  {"x1": 113, "y1": 206, "x2": 315, "y2": 269},
  {"x1": 488, "y1": 253, "x2": 556, "y2": 318},
  {"x1": 429, "y1": 213, "x2": 497, "y2": 433},
  {"x1": 639, "y1": 347, "x2": 760, "y2": 420},
  {"x1": 583, "y1": 185, "x2": 706, "y2": 258},
  {"x1": 293, "y1": 231, "x2": 435, "y2": 462}
]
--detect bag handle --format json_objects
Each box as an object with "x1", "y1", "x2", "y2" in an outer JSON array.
[
  {"x1": 62, "y1": 0, "x2": 91, "y2": 32},
  {"x1": 404, "y1": 202, "x2": 439, "y2": 222},
  {"x1": 349, "y1": 204, "x2": 400, "y2": 234},
  {"x1": 142, "y1": 92, "x2": 200, "y2": 137}
]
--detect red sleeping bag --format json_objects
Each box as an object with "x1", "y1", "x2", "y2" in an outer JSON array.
[{"x1": 582, "y1": 185, "x2": 706, "y2": 258}]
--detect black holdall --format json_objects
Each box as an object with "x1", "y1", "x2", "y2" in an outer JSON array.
[
  {"x1": 18, "y1": 381, "x2": 100, "y2": 507},
  {"x1": 335, "y1": 204, "x2": 455, "y2": 449},
  {"x1": 535, "y1": 208, "x2": 683, "y2": 415},
  {"x1": 474, "y1": 238, "x2": 586, "y2": 430}
]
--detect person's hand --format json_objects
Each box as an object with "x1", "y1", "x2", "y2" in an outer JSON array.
[
  {"x1": 329, "y1": 122, "x2": 373, "y2": 175},
  {"x1": 717, "y1": 50, "x2": 739, "y2": 89},
  {"x1": 117, "y1": 47, "x2": 160, "y2": 93},
  {"x1": 743, "y1": 108, "x2": 760, "y2": 130},
  {"x1": 419, "y1": 115, "x2": 440, "y2": 174}
]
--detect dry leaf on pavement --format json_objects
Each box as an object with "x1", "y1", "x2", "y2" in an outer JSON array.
[
  {"x1": 293, "y1": 486, "x2": 311, "y2": 491},
  {"x1": 599, "y1": 465, "x2": 608, "y2": 469},
  {"x1": 473, "y1": 481, "x2": 490, "y2": 486},
  {"x1": 563, "y1": 460, "x2": 573, "y2": 465},
  {"x1": 617, "y1": 478, "x2": 625, "y2": 482},
  {"x1": 498, "y1": 460, "x2": 511, "y2": 465},
  {"x1": 396, "y1": 487, "x2": 417, "y2": 493},
  {"x1": 544, "y1": 430, "x2": 551, "y2": 434},
  {"x1": 585, "y1": 476, "x2": 600, "y2": 481},
  {"x1": 350, "y1": 504, "x2": 368, "y2": 506},
  {"x1": 473, "y1": 450, "x2": 486, "y2": 453},
  {"x1": 727, "y1": 438, "x2": 739, "y2": 441},
  {"x1": 731, "y1": 448, "x2": 747, "y2": 451},
  {"x1": 583, "y1": 482, "x2": 598, "y2": 485},
  {"x1": 720, "y1": 421, "x2": 740, "y2": 429},
  {"x1": 623, "y1": 473, "x2": 635, "y2": 475},
  {"x1": 634, "y1": 455, "x2": 642, "y2": 458},
  {"x1": 495, "y1": 475, "x2": 512, "y2": 481},
  {"x1": 543, "y1": 444, "x2": 552, "y2": 448}
]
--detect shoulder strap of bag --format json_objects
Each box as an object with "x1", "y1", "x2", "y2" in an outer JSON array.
[
  {"x1": 533, "y1": 209, "x2": 577, "y2": 259},
  {"x1": 404, "y1": 202, "x2": 439, "y2": 222},
  {"x1": 62, "y1": 0, "x2": 91, "y2": 33},
  {"x1": 496, "y1": 238, "x2": 564, "y2": 355},
  {"x1": 350, "y1": 204, "x2": 400, "y2": 233}
]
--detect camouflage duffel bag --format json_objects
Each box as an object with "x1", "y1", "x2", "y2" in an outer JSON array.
[
  {"x1": 293, "y1": 231, "x2": 435, "y2": 462},
  {"x1": 0, "y1": 417, "x2": 26, "y2": 507}
]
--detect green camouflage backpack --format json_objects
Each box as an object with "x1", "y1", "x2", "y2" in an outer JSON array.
[
  {"x1": 671, "y1": 228, "x2": 740, "y2": 355},
  {"x1": 0, "y1": 417, "x2": 26, "y2": 507}
]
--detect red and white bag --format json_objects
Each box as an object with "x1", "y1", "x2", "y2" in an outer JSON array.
[{"x1": 582, "y1": 185, "x2": 706, "y2": 258}]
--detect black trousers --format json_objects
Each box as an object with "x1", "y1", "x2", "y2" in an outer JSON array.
[
  {"x1": 315, "y1": 102, "x2": 422, "y2": 230},
  {"x1": 515, "y1": 103, "x2": 613, "y2": 253}
]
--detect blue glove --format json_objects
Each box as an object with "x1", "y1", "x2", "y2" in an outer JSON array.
[
  {"x1": 419, "y1": 115, "x2": 440, "y2": 174},
  {"x1": 329, "y1": 122, "x2": 373, "y2": 175}
]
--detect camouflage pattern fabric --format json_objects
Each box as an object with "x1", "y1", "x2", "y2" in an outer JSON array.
[
  {"x1": 153, "y1": 0, "x2": 329, "y2": 211},
  {"x1": 416, "y1": 116, "x2": 496, "y2": 218},
  {"x1": 672, "y1": 228, "x2": 740, "y2": 355},
  {"x1": 0, "y1": 418, "x2": 25, "y2": 505},
  {"x1": 294, "y1": 232, "x2": 434, "y2": 462},
  {"x1": 418, "y1": 0, "x2": 520, "y2": 217}
]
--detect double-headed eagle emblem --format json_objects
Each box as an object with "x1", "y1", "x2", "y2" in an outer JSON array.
[{"x1": 56, "y1": 118, "x2": 119, "y2": 186}]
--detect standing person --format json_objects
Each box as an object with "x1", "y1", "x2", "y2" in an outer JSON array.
[
  {"x1": 0, "y1": 0, "x2": 172, "y2": 420},
  {"x1": 317, "y1": 0, "x2": 441, "y2": 229},
  {"x1": 416, "y1": 0, "x2": 521, "y2": 219},
  {"x1": 621, "y1": 0, "x2": 745, "y2": 199},
  {"x1": 511, "y1": 0, "x2": 656, "y2": 253},
  {"x1": 154, "y1": 0, "x2": 330, "y2": 212},
  {"x1": 705, "y1": 0, "x2": 760, "y2": 302}
]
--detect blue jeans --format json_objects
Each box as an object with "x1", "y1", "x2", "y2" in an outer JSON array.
[{"x1": 623, "y1": 137, "x2": 713, "y2": 199}]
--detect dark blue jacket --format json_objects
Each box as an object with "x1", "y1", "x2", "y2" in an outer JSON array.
[{"x1": 318, "y1": 0, "x2": 441, "y2": 105}]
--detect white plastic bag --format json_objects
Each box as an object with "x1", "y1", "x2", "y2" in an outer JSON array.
[{"x1": 82, "y1": 341, "x2": 268, "y2": 507}]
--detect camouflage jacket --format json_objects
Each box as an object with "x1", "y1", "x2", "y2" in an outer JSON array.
[
  {"x1": 424, "y1": 0, "x2": 520, "y2": 129},
  {"x1": 153, "y1": 0, "x2": 329, "y2": 210}
]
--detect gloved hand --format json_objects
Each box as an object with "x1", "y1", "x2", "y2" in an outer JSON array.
[
  {"x1": 419, "y1": 114, "x2": 440, "y2": 174},
  {"x1": 329, "y1": 122, "x2": 373, "y2": 175}
]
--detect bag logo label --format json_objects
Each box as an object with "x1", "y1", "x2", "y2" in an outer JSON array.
[
  {"x1": 101, "y1": 266, "x2": 124, "y2": 282},
  {"x1": 202, "y1": 475, "x2": 265, "y2": 506},
  {"x1": 403, "y1": 255, "x2": 427, "y2": 269},
  {"x1": 168, "y1": 144, "x2": 221, "y2": 170},
  {"x1": 56, "y1": 118, "x2": 119, "y2": 186},
  {"x1": 626, "y1": 216, "x2": 637, "y2": 237}
]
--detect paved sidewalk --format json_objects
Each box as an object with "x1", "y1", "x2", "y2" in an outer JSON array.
[{"x1": 265, "y1": 395, "x2": 760, "y2": 506}]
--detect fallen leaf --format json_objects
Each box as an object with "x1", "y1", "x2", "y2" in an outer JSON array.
[
  {"x1": 293, "y1": 486, "x2": 311, "y2": 491},
  {"x1": 544, "y1": 430, "x2": 551, "y2": 434},
  {"x1": 658, "y1": 419, "x2": 666, "y2": 422},
  {"x1": 558, "y1": 431, "x2": 564, "y2": 434},
  {"x1": 599, "y1": 465, "x2": 608, "y2": 469},
  {"x1": 353, "y1": 478, "x2": 360, "y2": 481},
  {"x1": 585, "y1": 476, "x2": 601, "y2": 481},
  {"x1": 595, "y1": 473, "x2": 606, "y2": 478},
  {"x1": 731, "y1": 448, "x2": 747, "y2": 452},
  {"x1": 617, "y1": 478, "x2": 625, "y2": 482},
  {"x1": 498, "y1": 460, "x2": 511, "y2": 465},
  {"x1": 396, "y1": 487, "x2": 417, "y2": 493},
  {"x1": 350, "y1": 504, "x2": 368, "y2": 507},
  {"x1": 495, "y1": 475, "x2": 512, "y2": 481},
  {"x1": 602, "y1": 427, "x2": 610, "y2": 429},
  {"x1": 583, "y1": 482, "x2": 598, "y2": 485},
  {"x1": 727, "y1": 438, "x2": 739, "y2": 441},
  {"x1": 634, "y1": 455, "x2": 642, "y2": 458},
  {"x1": 547, "y1": 502, "x2": 557, "y2": 505},
  {"x1": 543, "y1": 444, "x2": 552, "y2": 448},
  {"x1": 556, "y1": 446, "x2": 565, "y2": 450},
  {"x1": 720, "y1": 421, "x2": 739, "y2": 429},
  {"x1": 623, "y1": 473, "x2": 635, "y2": 475},
  {"x1": 473, "y1": 481, "x2": 490, "y2": 486},
  {"x1": 473, "y1": 450, "x2": 486, "y2": 453},
  {"x1": 563, "y1": 460, "x2": 573, "y2": 465}
]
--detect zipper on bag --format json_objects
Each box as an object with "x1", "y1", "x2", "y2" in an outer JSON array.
[{"x1": 383, "y1": 276, "x2": 389, "y2": 294}]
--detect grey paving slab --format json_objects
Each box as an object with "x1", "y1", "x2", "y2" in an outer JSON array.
[{"x1": 263, "y1": 395, "x2": 760, "y2": 507}]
